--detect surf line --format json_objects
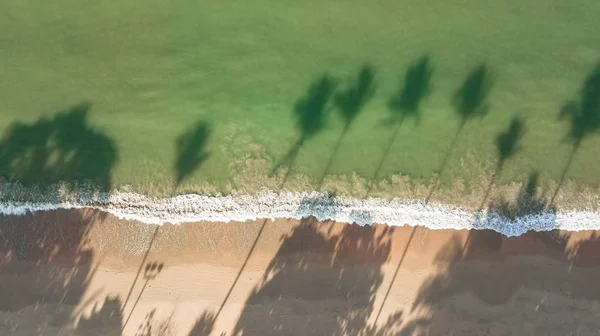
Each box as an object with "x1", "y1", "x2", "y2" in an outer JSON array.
[{"x1": 1, "y1": 190, "x2": 599, "y2": 237}]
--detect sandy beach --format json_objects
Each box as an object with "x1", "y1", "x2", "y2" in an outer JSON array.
[{"x1": 1, "y1": 209, "x2": 600, "y2": 335}]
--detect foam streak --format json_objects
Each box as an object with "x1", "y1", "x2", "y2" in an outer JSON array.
[{"x1": 0, "y1": 190, "x2": 598, "y2": 237}]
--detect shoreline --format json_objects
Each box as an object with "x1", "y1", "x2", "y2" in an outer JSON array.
[
  {"x1": 2, "y1": 209, "x2": 600, "y2": 335},
  {"x1": 1, "y1": 189, "x2": 600, "y2": 237}
]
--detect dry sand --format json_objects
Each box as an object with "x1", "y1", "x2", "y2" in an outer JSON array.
[{"x1": 1, "y1": 209, "x2": 600, "y2": 335}]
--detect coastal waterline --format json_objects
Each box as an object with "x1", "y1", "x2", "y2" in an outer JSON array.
[{"x1": 1, "y1": 189, "x2": 599, "y2": 237}]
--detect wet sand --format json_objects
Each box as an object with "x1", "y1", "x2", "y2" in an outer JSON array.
[{"x1": 1, "y1": 209, "x2": 600, "y2": 335}]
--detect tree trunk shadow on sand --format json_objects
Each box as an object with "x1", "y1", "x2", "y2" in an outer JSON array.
[
  {"x1": 200, "y1": 60, "x2": 428, "y2": 334},
  {"x1": 183, "y1": 62, "x2": 600, "y2": 336},
  {"x1": 400, "y1": 63, "x2": 599, "y2": 335},
  {"x1": 231, "y1": 218, "x2": 396, "y2": 336},
  {"x1": 370, "y1": 64, "x2": 494, "y2": 328}
]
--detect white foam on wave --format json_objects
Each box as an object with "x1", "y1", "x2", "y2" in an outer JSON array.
[{"x1": 0, "y1": 190, "x2": 598, "y2": 237}]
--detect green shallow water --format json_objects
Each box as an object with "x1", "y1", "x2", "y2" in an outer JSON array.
[{"x1": 1, "y1": 0, "x2": 599, "y2": 193}]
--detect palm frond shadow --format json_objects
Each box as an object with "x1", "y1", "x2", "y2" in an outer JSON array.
[
  {"x1": 426, "y1": 63, "x2": 494, "y2": 203},
  {"x1": 270, "y1": 74, "x2": 338, "y2": 185},
  {"x1": 0, "y1": 102, "x2": 118, "y2": 191},
  {"x1": 453, "y1": 63, "x2": 494, "y2": 123},
  {"x1": 187, "y1": 311, "x2": 216, "y2": 336},
  {"x1": 552, "y1": 62, "x2": 600, "y2": 205},
  {"x1": 369, "y1": 56, "x2": 433, "y2": 194},
  {"x1": 76, "y1": 296, "x2": 124, "y2": 336},
  {"x1": 477, "y1": 116, "x2": 526, "y2": 210},
  {"x1": 407, "y1": 173, "x2": 600, "y2": 334},
  {"x1": 174, "y1": 120, "x2": 212, "y2": 187},
  {"x1": 386, "y1": 55, "x2": 433, "y2": 124},
  {"x1": 231, "y1": 215, "x2": 396, "y2": 336},
  {"x1": 376, "y1": 114, "x2": 522, "y2": 336},
  {"x1": 318, "y1": 64, "x2": 377, "y2": 188}
]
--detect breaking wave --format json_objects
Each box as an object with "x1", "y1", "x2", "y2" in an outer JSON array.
[{"x1": 1, "y1": 189, "x2": 599, "y2": 237}]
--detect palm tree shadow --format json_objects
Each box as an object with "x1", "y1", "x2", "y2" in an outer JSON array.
[
  {"x1": 270, "y1": 75, "x2": 338, "y2": 186},
  {"x1": 491, "y1": 171, "x2": 556, "y2": 221},
  {"x1": 496, "y1": 117, "x2": 526, "y2": 169},
  {"x1": 174, "y1": 120, "x2": 212, "y2": 187},
  {"x1": 0, "y1": 103, "x2": 118, "y2": 191},
  {"x1": 426, "y1": 63, "x2": 494, "y2": 203},
  {"x1": 0, "y1": 102, "x2": 119, "y2": 334},
  {"x1": 465, "y1": 117, "x2": 527, "y2": 254},
  {"x1": 318, "y1": 64, "x2": 376, "y2": 188},
  {"x1": 385, "y1": 55, "x2": 434, "y2": 125},
  {"x1": 453, "y1": 64, "x2": 494, "y2": 125},
  {"x1": 187, "y1": 311, "x2": 217, "y2": 336},
  {"x1": 360, "y1": 59, "x2": 434, "y2": 315},
  {"x1": 417, "y1": 174, "x2": 558, "y2": 309},
  {"x1": 75, "y1": 296, "x2": 124, "y2": 336},
  {"x1": 406, "y1": 176, "x2": 600, "y2": 334},
  {"x1": 478, "y1": 116, "x2": 526, "y2": 210},
  {"x1": 369, "y1": 56, "x2": 433, "y2": 193},
  {"x1": 552, "y1": 62, "x2": 600, "y2": 205}
]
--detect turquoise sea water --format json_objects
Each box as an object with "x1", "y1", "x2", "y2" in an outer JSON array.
[{"x1": 1, "y1": 0, "x2": 599, "y2": 195}]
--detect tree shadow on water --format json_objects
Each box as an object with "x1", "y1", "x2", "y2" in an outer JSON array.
[
  {"x1": 174, "y1": 120, "x2": 212, "y2": 187},
  {"x1": 426, "y1": 63, "x2": 494, "y2": 203},
  {"x1": 469, "y1": 171, "x2": 556, "y2": 250},
  {"x1": 270, "y1": 75, "x2": 338, "y2": 185},
  {"x1": 369, "y1": 56, "x2": 433, "y2": 193},
  {"x1": 385, "y1": 55, "x2": 434, "y2": 125},
  {"x1": 552, "y1": 61, "x2": 600, "y2": 205},
  {"x1": 453, "y1": 64, "x2": 494, "y2": 128},
  {"x1": 318, "y1": 64, "x2": 376, "y2": 187},
  {"x1": 491, "y1": 171, "x2": 555, "y2": 222},
  {"x1": 373, "y1": 64, "x2": 492, "y2": 326},
  {"x1": 477, "y1": 116, "x2": 526, "y2": 210},
  {"x1": 0, "y1": 103, "x2": 118, "y2": 191},
  {"x1": 495, "y1": 117, "x2": 526, "y2": 169}
]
